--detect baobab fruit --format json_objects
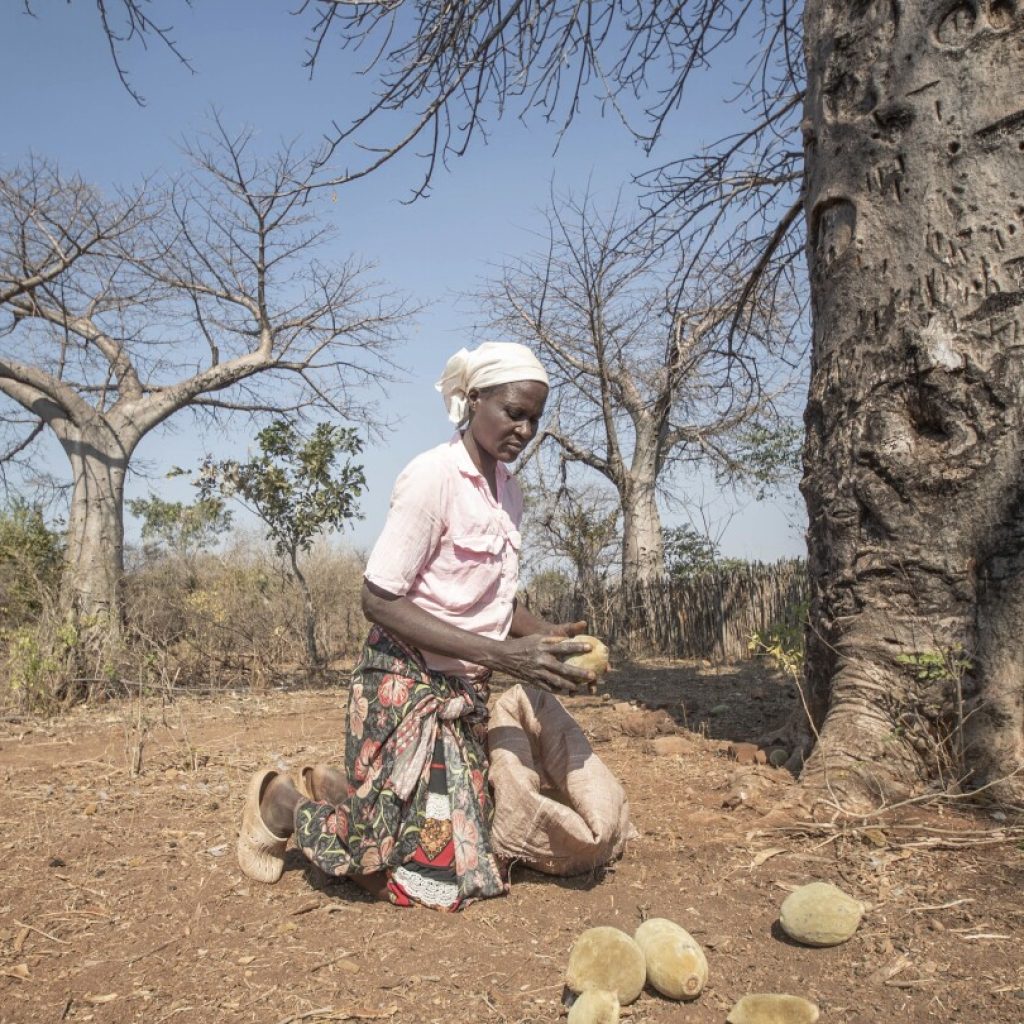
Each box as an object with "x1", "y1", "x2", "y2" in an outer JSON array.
[
  {"x1": 565, "y1": 927, "x2": 646, "y2": 1005},
  {"x1": 779, "y1": 881, "x2": 864, "y2": 947},
  {"x1": 562, "y1": 635, "x2": 610, "y2": 692},
  {"x1": 567, "y1": 989, "x2": 620, "y2": 1024},
  {"x1": 634, "y1": 918, "x2": 708, "y2": 1001},
  {"x1": 726, "y1": 994, "x2": 819, "y2": 1024}
]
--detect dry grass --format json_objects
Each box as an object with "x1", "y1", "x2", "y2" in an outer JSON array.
[{"x1": 0, "y1": 536, "x2": 368, "y2": 711}]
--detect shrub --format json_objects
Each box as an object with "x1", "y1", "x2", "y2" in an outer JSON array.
[
  {"x1": 123, "y1": 533, "x2": 368, "y2": 690},
  {"x1": 0, "y1": 500, "x2": 64, "y2": 629}
]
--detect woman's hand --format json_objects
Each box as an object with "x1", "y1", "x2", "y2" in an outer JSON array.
[
  {"x1": 545, "y1": 619, "x2": 588, "y2": 639},
  {"x1": 509, "y1": 598, "x2": 588, "y2": 641},
  {"x1": 494, "y1": 634, "x2": 596, "y2": 694}
]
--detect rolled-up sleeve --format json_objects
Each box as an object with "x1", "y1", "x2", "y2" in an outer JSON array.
[{"x1": 364, "y1": 454, "x2": 445, "y2": 595}]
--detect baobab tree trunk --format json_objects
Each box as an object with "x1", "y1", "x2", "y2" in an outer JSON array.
[
  {"x1": 621, "y1": 474, "x2": 666, "y2": 654},
  {"x1": 59, "y1": 425, "x2": 131, "y2": 659},
  {"x1": 801, "y1": 0, "x2": 1024, "y2": 806},
  {"x1": 622, "y1": 477, "x2": 665, "y2": 586}
]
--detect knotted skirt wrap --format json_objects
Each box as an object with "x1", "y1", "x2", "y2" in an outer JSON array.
[{"x1": 487, "y1": 684, "x2": 634, "y2": 876}]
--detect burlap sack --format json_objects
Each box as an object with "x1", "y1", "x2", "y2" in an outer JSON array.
[{"x1": 487, "y1": 684, "x2": 633, "y2": 876}]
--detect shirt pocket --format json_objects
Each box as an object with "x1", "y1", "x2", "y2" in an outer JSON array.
[{"x1": 440, "y1": 533, "x2": 506, "y2": 612}]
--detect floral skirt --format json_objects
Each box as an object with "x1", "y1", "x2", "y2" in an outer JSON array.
[{"x1": 294, "y1": 627, "x2": 507, "y2": 909}]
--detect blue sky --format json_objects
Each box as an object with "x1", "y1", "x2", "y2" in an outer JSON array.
[{"x1": 1, "y1": 2, "x2": 806, "y2": 562}]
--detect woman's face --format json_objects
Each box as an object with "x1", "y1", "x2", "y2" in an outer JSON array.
[{"x1": 467, "y1": 380, "x2": 548, "y2": 463}]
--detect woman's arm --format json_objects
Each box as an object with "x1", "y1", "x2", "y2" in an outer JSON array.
[
  {"x1": 362, "y1": 581, "x2": 595, "y2": 693},
  {"x1": 508, "y1": 598, "x2": 586, "y2": 640}
]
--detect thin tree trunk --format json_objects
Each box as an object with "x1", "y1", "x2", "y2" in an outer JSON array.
[
  {"x1": 801, "y1": 0, "x2": 1024, "y2": 806},
  {"x1": 49, "y1": 426, "x2": 131, "y2": 700},
  {"x1": 289, "y1": 548, "x2": 322, "y2": 671}
]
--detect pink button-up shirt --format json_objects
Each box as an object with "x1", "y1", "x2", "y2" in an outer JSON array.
[{"x1": 364, "y1": 433, "x2": 523, "y2": 679}]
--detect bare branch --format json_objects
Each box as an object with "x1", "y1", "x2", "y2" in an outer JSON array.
[{"x1": 0, "y1": 126, "x2": 409, "y2": 461}]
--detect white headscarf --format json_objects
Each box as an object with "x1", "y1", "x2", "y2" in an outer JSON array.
[{"x1": 435, "y1": 342, "x2": 549, "y2": 425}]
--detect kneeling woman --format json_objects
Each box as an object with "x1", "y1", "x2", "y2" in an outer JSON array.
[{"x1": 237, "y1": 342, "x2": 595, "y2": 909}]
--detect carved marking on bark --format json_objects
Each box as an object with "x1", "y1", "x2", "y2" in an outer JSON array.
[
  {"x1": 907, "y1": 79, "x2": 942, "y2": 96},
  {"x1": 824, "y1": 71, "x2": 879, "y2": 122},
  {"x1": 874, "y1": 158, "x2": 906, "y2": 199},
  {"x1": 985, "y1": 0, "x2": 1016, "y2": 31},
  {"x1": 933, "y1": 2, "x2": 978, "y2": 47},
  {"x1": 811, "y1": 199, "x2": 858, "y2": 269},
  {"x1": 975, "y1": 107, "x2": 1024, "y2": 140}
]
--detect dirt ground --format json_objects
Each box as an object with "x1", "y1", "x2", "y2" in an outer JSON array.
[{"x1": 1, "y1": 659, "x2": 1022, "y2": 1024}]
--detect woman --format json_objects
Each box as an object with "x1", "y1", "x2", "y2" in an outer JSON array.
[{"x1": 237, "y1": 342, "x2": 596, "y2": 910}]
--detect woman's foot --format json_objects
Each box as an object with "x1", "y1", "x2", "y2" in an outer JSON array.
[
  {"x1": 301, "y1": 764, "x2": 348, "y2": 805},
  {"x1": 350, "y1": 871, "x2": 390, "y2": 900},
  {"x1": 259, "y1": 774, "x2": 302, "y2": 838}
]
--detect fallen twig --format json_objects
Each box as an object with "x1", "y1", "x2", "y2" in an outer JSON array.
[
  {"x1": 909, "y1": 898, "x2": 974, "y2": 913},
  {"x1": 126, "y1": 935, "x2": 179, "y2": 966},
  {"x1": 273, "y1": 1006, "x2": 398, "y2": 1024},
  {"x1": 53, "y1": 874, "x2": 108, "y2": 900},
  {"x1": 13, "y1": 919, "x2": 69, "y2": 945},
  {"x1": 274, "y1": 1009, "x2": 334, "y2": 1024},
  {"x1": 309, "y1": 951, "x2": 354, "y2": 973}
]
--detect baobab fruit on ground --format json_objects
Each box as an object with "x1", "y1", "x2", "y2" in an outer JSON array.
[
  {"x1": 567, "y1": 989, "x2": 620, "y2": 1024},
  {"x1": 633, "y1": 918, "x2": 708, "y2": 1001},
  {"x1": 565, "y1": 926, "x2": 646, "y2": 1005},
  {"x1": 726, "y1": 993, "x2": 820, "y2": 1024},
  {"x1": 779, "y1": 882, "x2": 864, "y2": 947},
  {"x1": 562, "y1": 635, "x2": 610, "y2": 693}
]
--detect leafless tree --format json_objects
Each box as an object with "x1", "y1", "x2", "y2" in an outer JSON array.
[
  {"x1": 0, "y1": 123, "x2": 409, "y2": 654},
  {"x1": 487, "y1": 194, "x2": 801, "y2": 587}
]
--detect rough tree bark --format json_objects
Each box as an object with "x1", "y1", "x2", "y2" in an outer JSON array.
[
  {"x1": 621, "y1": 450, "x2": 667, "y2": 585},
  {"x1": 61, "y1": 427, "x2": 131, "y2": 631},
  {"x1": 801, "y1": 0, "x2": 1024, "y2": 805}
]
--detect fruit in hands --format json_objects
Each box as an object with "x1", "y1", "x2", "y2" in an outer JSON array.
[{"x1": 562, "y1": 635, "x2": 610, "y2": 689}]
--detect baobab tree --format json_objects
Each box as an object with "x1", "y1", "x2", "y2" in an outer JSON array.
[
  {"x1": 0, "y1": 125, "x2": 407, "y2": 662},
  {"x1": 488, "y1": 195, "x2": 800, "y2": 587},
  {"x1": 799, "y1": 0, "x2": 1024, "y2": 805}
]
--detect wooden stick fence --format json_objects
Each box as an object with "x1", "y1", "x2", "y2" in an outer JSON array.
[{"x1": 528, "y1": 559, "x2": 808, "y2": 662}]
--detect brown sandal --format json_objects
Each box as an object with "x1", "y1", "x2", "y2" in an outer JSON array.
[{"x1": 237, "y1": 769, "x2": 289, "y2": 884}]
